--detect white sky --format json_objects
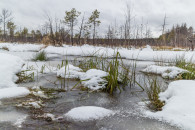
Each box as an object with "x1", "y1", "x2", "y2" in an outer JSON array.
[{"x1": 0, "y1": 0, "x2": 195, "y2": 37}]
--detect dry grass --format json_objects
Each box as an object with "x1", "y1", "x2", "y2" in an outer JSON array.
[
  {"x1": 145, "y1": 78, "x2": 165, "y2": 111},
  {"x1": 152, "y1": 46, "x2": 187, "y2": 51}
]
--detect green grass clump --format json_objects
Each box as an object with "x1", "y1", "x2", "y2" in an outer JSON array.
[
  {"x1": 104, "y1": 52, "x2": 120, "y2": 94},
  {"x1": 34, "y1": 51, "x2": 48, "y2": 61},
  {"x1": 103, "y1": 52, "x2": 133, "y2": 94},
  {"x1": 145, "y1": 78, "x2": 164, "y2": 111},
  {"x1": 77, "y1": 56, "x2": 107, "y2": 72},
  {"x1": 71, "y1": 51, "x2": 144, "y2": 95},
  {"x1": 173, "y1": 56, "x2": 195, "y2": 79}
]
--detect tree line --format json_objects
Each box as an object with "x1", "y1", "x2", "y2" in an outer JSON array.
[
  {"x1": 0, "y1": 7, "x2": 194, "y2": 47},
  {"x1": 159, "y1": 23, "x2": 194, "y2": 48}
]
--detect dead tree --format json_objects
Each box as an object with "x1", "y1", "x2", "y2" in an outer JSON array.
[
  {"x1": 78, "y1": 14, "x2": 85, "y2": 45},
  {"x1": 161, "y1": 14, "x2": 167, "y2": 46}
]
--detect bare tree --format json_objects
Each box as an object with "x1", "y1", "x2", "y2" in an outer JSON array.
[
  {"x1": 161, "y1": 14, "x2": 167, "y2": 46},
  {"x1": 0, "y1": 9, "x2": 13, "y2": 39},
  {"x1": 78, "y1": 14, "x2": 85, "y2": 45},
  {"x1": 44, "y1": 12, "x2": 55, "y2": 45},
  {"x1": 123, "y1": 3, "x2": 134, "y2": 46}
]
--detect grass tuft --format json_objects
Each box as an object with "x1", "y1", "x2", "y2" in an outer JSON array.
[
  {"x1": 34, "y1": 51, "x2": 48, "y2": 61},
  {"x1": 1, "y1": 46, "x2": 9, "y2": 51},
  {"x1": 173, "y1": 56, "x2": 195, "y2": 79},
  {"x1": 145, "y1": 78, "x2": 164, "y2": 111}
]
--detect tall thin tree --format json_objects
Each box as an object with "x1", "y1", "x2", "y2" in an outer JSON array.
[
  {"x1": 0, "y1": 9, "x2": 12, "y2": 39},
  {"x1": 88, "y1": 9, "x2": 101, "y2": 45},
  {"x1": 64, "y1": 8, "x2": 81, "y2": 45}
]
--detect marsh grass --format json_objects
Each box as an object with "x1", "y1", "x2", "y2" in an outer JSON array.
[
  {"x1": 152, "y1": 46, "x2": 186, "y2": 51},
  {"x1": 77, "y1": 56, "x2": 107, "y2": 72},
  {"x1": 1, "y1": 46, "x2": 9, "y2": 51},
  {"x1": 172, "y1": 55, "x2": 195, "y2": 79},
  {"x1": 34, "y1": 51, "x2": 48, "y2": 61},
  {"x1": 58, "y1": 51, "x2": 144, "y2": 94},
  {"x1": 104, "y1": 52, "x2": 121, "y2": 94},
  {"x1": 16, "y1": 70, "x2": 35, "y2": 83},
  {"x1": 145, "y1": 78, "x2": 165, "y2": 111}
]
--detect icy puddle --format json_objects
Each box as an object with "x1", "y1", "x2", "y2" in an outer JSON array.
[
  {"x1": 0, "y1": 54, "x2": 179, "y2": 130},
  {"x1": 0, "y1": 110, "x2": 27, "y2": 128}
]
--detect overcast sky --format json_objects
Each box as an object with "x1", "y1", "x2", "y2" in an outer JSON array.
[{"x1": 0, "y1": 0, "x2": 195, "y2": 37}]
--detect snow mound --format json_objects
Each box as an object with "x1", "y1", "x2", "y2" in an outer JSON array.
[
  {"x1": 142, "y1": 45, "x2": 153, "y2": 51},
  {"x1": 0, "y1": 53, "x2": 30, "y2": 99},
  {"x1": 64, "y1": 106, "x2": 114, "y2": 121},
  {"x1": 80, "y1": 69, "x2": 108, "y2": 90},
  {"x1": 145, "y1": 80, "x2": 195, "y2": 130},
  {"x1": 0, "y1": 43, "x2": 44, "y2": 52},
  {"x1": 57, "y1": 65, "x2": 108, "y2": 90},
  {"x1": 0, "y1": 53, "x2": 24, "y2": 88},
  {"x1": 0, "y1": 87, "x2": 30, "y2": 99},
  {"x1": 141, "y1": 65, "x2": 188, "y2": 79},
  {"x1": 57, "y1": 64, "x2": 84, "y2": 79}
]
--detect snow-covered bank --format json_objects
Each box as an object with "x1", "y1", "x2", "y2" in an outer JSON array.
[
  {"x1": 43, "y1": 44, "x2": 195, "y2": 62},
  {"x1": 141, "y1": 65, "x2": 188, "y2": 79},
  {"x1": 144, "y1": 80, "x2": 195, "y2": 130},
  {"x1": 0, "y1": 53, "x2": 24, "y2": 88},
  {"x1": 0, "y1": 87, "x2": 30, "y2": 99},
  {"x1": 0, "y1": 53, "x2": 30, "y2": 99},
  {"x1": 64, "y1": 106, "x2": 114, "y2": 121},
  {"x1": 0, "y1": 43, "x2": 44, "y2": 52},
  {"x1": 1, "y1": 43, "x2": 195, "y2": 63}
]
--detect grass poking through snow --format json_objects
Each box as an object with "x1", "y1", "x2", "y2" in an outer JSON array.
[
  {"x1": 173, "y1": 56, "x2": 195, "y2": 79},
  {"x1": 34, "y1": 51, "x2": 48, "y2": 61},
  {"x1": 145, "y1": 78, "x2": 164, "y2": 111}
]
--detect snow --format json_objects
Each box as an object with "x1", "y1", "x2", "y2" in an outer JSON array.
[
  {"x1": 14, "y1": 115, "x2": 27, "y2": 128},
  {"x1": 0, "y1": 53, "x2": 30, "y2": 99},
  {"x1": 0, "y1": 51, "x2": 37, "y2": 60},
  {"x1": 0, "y1": 43, "x2": 44, "y2": 52},
  {"x1": 42, "y1": 113, "x2": 56, "y2": 121},
  {"x1": 28, "y1": 102, "x2": 41, "y2": 109},
  {"x1": 57, "y1": 64, "x2": 108, "y2": 90},
  {"x1": 144, "y1": 80, "x2": 195, "y2": 130},
  {"x1": 44, "y1": 44, "x2": 114, "y2": 57},
  {"x1": 31, "y1": 86, "x2": 48, "y2": 98},
  {"x1": 0, "y1": 110, "x2": 27, "y2": 128},
  {"x1": 0, "y1": 87, "x2": 30, "y2": 99},
  {"x1": 1, "y1": 43, "x2": 195, "y2": 63},
  {"x1": 43, "y1": 44, "x2": 195, "y2": 62},
  {"x1": 64, "y1": 106, "x2": 114, "y2": 121},
  {"x1": 141, "y1": 65, "x2": 188, "y2": 79},
  {"x1": 57, "y1": 64, "x2": 84, "y2": 79},
  {"x1": 80, "y1": 69, "x2": 108, "y2": 90},
  {"x1": 0, "y1": 53, "x2": 24, "y2": 88}
]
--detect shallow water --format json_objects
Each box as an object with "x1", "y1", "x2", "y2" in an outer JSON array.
[{"x1": 0, "y1": 54, "x2": 179, "y2": 130}]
